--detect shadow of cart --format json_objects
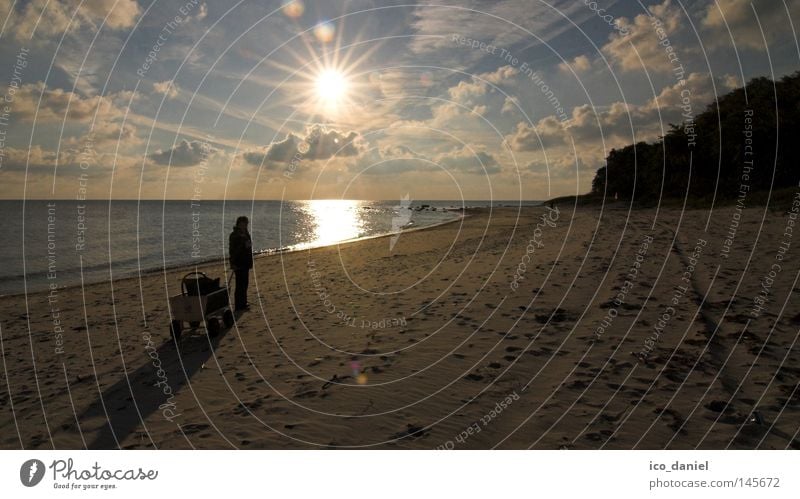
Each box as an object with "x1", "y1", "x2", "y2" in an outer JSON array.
[{"x1": 72, "y1": 312, "x2": 242, "y2": 449}]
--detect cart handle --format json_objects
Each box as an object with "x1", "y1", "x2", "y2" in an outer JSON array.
[
  {"x1": 182, "y1": 271, "x2": 208, "y2": 281},
  {"x1": 181, "y1": 271, "x2": 209, "y2": 295}
]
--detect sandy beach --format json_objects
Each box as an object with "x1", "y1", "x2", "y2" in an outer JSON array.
[{"x1": 1, "y1": 203, "x2": 798, "y2": 449}]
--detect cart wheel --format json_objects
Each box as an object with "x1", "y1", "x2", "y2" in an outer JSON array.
[
  {"x1": 170, "y1": 320, "x2": 182, "y2": 341},
  {"x1": 206, "y1": 317, "x2": 221, "y2": 337},
  {"x1": 189, "y1": 321, "x2": 200, "y2": 329},
  {"x1": 223, "y1": 310, "x2": 234, "y2": 328}
]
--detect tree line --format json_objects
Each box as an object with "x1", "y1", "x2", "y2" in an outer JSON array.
[{"x1": 590, "y1": 71, "x2": 800, "y2": 205}]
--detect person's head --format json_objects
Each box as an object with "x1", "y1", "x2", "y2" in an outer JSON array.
[{"x1": 235, "y1": 216, "x2": 249, "y2": 231}]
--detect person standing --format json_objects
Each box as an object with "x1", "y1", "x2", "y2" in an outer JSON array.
[{"x1": 229, "y1": 216, "x2": 253, "y2": 311}]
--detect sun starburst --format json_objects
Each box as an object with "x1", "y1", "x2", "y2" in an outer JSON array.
[{"x1": 315, "y1": 69, "x2": 349, "y2": 107}]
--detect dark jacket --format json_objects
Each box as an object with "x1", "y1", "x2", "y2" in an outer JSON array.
[{"x1": 229, "y1": 227, "x2": 253, "y2": 270}]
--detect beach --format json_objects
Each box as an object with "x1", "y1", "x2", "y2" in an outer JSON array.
[{"x1": 1, "y1": 203, "x2": 798, "y2": 449}]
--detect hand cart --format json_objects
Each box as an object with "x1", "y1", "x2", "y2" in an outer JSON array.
[{"x1": 168, "y1": 271, "x2": 234, "y2": 340}]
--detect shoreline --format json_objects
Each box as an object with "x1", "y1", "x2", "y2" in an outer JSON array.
[{"x1": 0, "y1": 209, "x2": 472, "y2": 299}]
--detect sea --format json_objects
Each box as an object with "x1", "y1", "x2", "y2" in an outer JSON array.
[{"x1": 0, "y1": 199, "x2": 541, "y2": 296}]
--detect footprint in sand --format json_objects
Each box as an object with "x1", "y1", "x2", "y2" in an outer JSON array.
[
  {"x1": 390, "y1": 424, "x2": 429, "y2": 440},
  {"x1": 181, "y1": 423, "x2": 210, "y2": 435},
  {"x1": 295, "y1": 390, "x2": 318, "y2": 399},
  {"x1": 654, "y1": 407, "x2": 687, "y2": 433}
]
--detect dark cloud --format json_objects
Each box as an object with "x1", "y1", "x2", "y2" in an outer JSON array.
[{"x1": 243, "y1": 125, "x2": 365, "y2": 166}]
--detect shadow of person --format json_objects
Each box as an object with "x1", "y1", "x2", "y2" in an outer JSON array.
[{"x1": 74, "y1": 324, "x2": 231, "y2": 449}]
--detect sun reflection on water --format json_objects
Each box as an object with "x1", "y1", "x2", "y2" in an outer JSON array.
[{"x1": 301, "y1": 199, "x2": 365, "y2": 247}]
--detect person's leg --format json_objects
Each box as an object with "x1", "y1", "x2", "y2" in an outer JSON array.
[
  {"x1": 241, "y1": 269, "x2": 249, "y2": 308},
  {"x1": 234, "y1": 269, "x2": 248, "y2": 310}
]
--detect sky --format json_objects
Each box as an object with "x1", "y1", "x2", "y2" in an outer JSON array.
[{"x1": 0, "y1": 0, "x2": 798, "y2": 201}]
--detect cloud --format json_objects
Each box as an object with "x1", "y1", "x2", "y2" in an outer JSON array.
[
  {"x1": 722, "y1": 73, "x2": 740, "y2": 90},
  {"x1": 437, "y1": 148, "x2": 501, "y2": 174},
  {"x1": 409, "y1": 0, "x2": 591, "y2": 58},
  {"x1": 0, "y1": 144, "x2": 105, "y2": 174},
  {"x1": 481, "y1": 65, "x2": 519, "y2": 84},
  {"x1": 507, "y1": 71, "x2": 730, "y2": 157},
  {"x1": 0, "y1": 145, "x2": 59, "y2": 173},
  {"x1": 354, "y1": 145, "x2": 435, "y2": 175},
  {"x1": 448, "y1": 79, "x2": 488, "y2": 102},
  {"x1": 1, "y1": 0, "x2": 140, "y2": 41},
  {"x1": 354, "y1": 143, "x2": 501, "y2": 176},
  {"x1": 243, "y1": 125, "x2": 366, "y2": 166},
  {"x1": 448, "y1": 65, "x2": 518, "y2": 103},
  {"x1": 195, "y1": 3, "x2": 208, "y2": 21},
  {"x1": 559, "y1": 55, "x2": 591, "y2": 73},
  {"x1": 370, "y1": 69, "x2": 437, "y2": 99},
  {"x1": 153, "y1": 80, "x2": 179, "y2": 99},
  {"x1": 506, "y1": 116, "x2": 568, "y2": 151},
  {"x1": 502, "y1": 96, "x2": 520, "y2": 115},
  {"x1": 0, "y1": 0, "x2": 74, "y2": 41},
  {"x1": 602, "y1": 0, "x2": 686, "y2": 73},
  {"x1": 11, "y1": 82, "x2": 131, "y2": 123},
  {"x1": 149, "y1": 140, "x2": 216, "y2": 167},
  {"x1": 702, "y1": 0, "x2": 800, "y2": 50},
  {"x1": 65, "y1": 122, "x2": 141, "y2": 147},
  {"x1": 82, "y1": 0, "x2": 140, "y2": 29},
  {"x1": 385, "y1": 65, "x2": 520, "y2": 134}
]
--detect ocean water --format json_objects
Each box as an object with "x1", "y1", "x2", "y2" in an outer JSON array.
[{"x1": 0, "y1": 199, "x2": 539, "y2": 296}]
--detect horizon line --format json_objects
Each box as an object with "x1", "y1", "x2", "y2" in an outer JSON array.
[{"x1": 0, "y1": 198, "x2": 547, "y2": 202}]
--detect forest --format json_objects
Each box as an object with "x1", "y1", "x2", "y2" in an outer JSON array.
[{"x1": 590, "y1": 72, "x2": 800, "y2": 206}]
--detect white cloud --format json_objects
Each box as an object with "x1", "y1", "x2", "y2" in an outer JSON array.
[
  {"x1": 448, "y1": 79, "x2": 487, "y2": 103},
  {"x1": 481, "y1": 65, "x2": 519, "y2": 84},
  {"x1": 602, "y1": 0, "x2": 686, "y2": 73},
  {"x1": 447, "y1": 66, "x2": 518, "y2": 113},
  {"x1": 559, "y1": 55, "x2": 591, "y2": 73},
  {"x1": 502, "y1": 96, "x2": 520, "y2": 115},
  {"x1": 153, "y1": 80, "x2": 179, "y2": 99}
]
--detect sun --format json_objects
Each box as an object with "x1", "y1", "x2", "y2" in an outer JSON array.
[{"x1": 315, "y1": 69, "x2": 349, "y2": 106}]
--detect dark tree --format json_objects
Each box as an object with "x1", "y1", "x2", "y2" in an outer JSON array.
[{"x1": 590, "y1": 71, "x2": 800, "y2": 204}]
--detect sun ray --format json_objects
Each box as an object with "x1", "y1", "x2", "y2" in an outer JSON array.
[{"x1": 223, "y1": 15, "x2": 398, "y2": 130}]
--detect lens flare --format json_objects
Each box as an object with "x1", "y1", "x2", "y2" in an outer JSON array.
[
  {"x1": 314, "y1": 21, "x2": 335, "y2": 43},
  {"x1": 281, "y1": 0, "x2": 304, "y2": 18}
]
